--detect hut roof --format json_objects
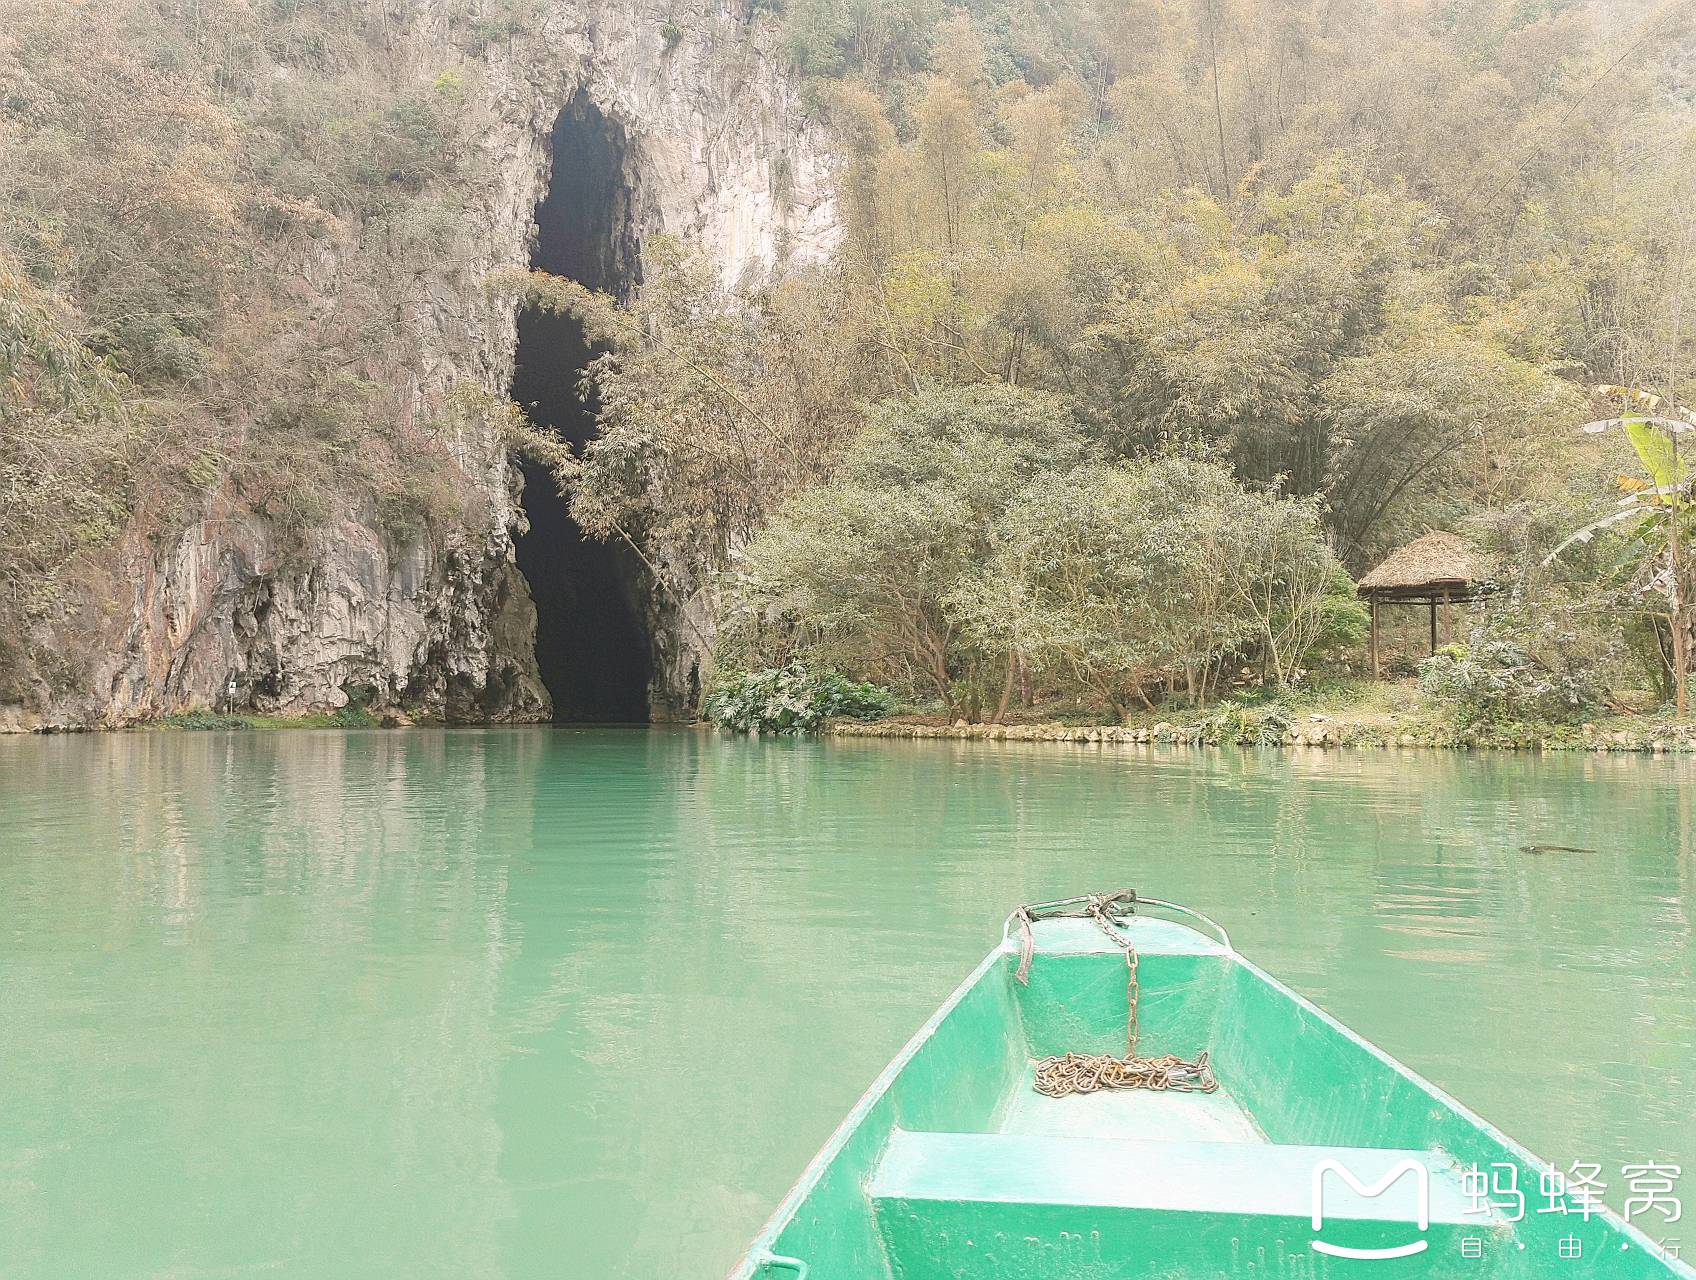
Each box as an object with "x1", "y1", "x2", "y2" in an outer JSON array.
[{"x1": 1357, "y1": 532, "x2": 1482, "y2": 594}]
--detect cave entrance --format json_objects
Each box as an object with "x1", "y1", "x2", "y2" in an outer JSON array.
[{"x1": 511, "y1": 96, "x2": 652, "y2": 723}]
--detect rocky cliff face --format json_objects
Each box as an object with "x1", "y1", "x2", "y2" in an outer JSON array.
[{"x1": 3, "y1": 0, "x2": 835, "y2": 731}]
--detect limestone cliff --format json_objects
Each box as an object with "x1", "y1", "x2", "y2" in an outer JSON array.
[{"x1": 2, "y1": 0, "x2": 835, "y2": 731}]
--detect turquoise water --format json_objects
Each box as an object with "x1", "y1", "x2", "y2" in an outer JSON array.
[{"x1": 2, "y1": 728, "x2": 1693, "y2": 1278}]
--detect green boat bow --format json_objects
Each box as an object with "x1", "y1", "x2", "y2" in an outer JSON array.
[{"x1": 731, "y1": 894, "x2": 1694, "y2": 1279}]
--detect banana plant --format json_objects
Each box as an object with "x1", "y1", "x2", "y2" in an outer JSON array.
[{"x1": 1547, "y1": 386, "x2": 1694, "y2": 717}]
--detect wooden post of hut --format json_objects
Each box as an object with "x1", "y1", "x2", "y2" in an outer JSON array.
[
  {"x1": 1368, "y1": 595, "x2": 1379, "y2": 679},
  {"x1": 1357, "y1": 533, "x2": 1484, "y2": 676}
]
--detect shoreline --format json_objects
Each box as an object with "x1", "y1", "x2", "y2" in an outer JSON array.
[
  {"x1": 9, "y1": 701, "x2": 1696, "y2": 755},
  {"x1": 829, "y1": 716, "x2": 1696, "y2": 754}
]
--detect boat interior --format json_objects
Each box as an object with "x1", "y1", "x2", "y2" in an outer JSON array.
[{"x1": 736, "y1": 909, "x2": 1678, "y2": 1280}]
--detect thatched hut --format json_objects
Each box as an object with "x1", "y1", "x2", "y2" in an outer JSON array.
[{"x1": 1357, "y1": 532, "x2": 1487, "y2": 677}]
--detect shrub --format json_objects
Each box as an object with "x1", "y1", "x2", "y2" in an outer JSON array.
[
  {"x1": 731, "y1": 384, "x2": 1091, "y2": 717},
  {"x1": 331, "y1": 703, "x2": 378, "y2": 728},
  {"x1": 157, "y1": 710, "x2": 250, "y2": 730},
  {"x1": 328, "y1": 683, "x2": 381, "y2": 727},
  {"x1": 737, "y1": 423, "x2": 1354, "y2": 721},
  {"x1": 1418, "y1": 639, "x2": 1598, "y2": 725},
  {"x1": 1199, "y1": 699, "x2": 1294, "y2": 745},
  {"x1": 705, "y1": 664, "x2": 894, "y2": 735}
]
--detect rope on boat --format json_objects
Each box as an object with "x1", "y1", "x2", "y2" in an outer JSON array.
[{"x1": 1013, "y1": 890, "x2": 1218, "y2": 1098}]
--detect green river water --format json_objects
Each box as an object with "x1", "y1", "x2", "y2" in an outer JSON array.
[{"x1": 2, "y1": 727, "x2": 1693, "y2": 1279}]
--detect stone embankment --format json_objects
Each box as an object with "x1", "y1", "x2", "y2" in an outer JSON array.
[{"x1": 831, "y1": 717, "x2": 1696, "y2": 753}]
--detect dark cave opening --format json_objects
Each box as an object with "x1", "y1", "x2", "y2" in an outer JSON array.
[{"x1": 511, "y1": 96, "x2": 652, "y2": 723}]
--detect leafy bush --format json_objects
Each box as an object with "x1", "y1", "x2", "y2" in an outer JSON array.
[
  {"x1": 1306, "y1": 565, "x2": 1373, "y2": 669},
  {"x1": 1418, "y1": 639, "x2": 1599, "y2": 725},
  {"x1": 705, "y1": 664, "x2": 894, "y2": 735},
  {"x1": 330, "y1": 683, "x2": 381, "y2": 727},
  {"x1": 1199, "y1": 699, "x2": 1294, "y2": 745},
  {"x1": 739, "y1": 424, "x2": 1349, "y2": 720},
  {"x1": 157, "y1": 710, "x2": 251, "y2": 730},
  {"x1": 730, "y1": 384, "x2": 1092, "y2": 718},
  {"x1": 779, "y1": 0, "x2": 938, "y2": 78}
]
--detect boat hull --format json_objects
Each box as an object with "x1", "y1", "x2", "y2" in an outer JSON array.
[{"x1": 731, "y1": 906, "x2": 1692, "y2": 1279}]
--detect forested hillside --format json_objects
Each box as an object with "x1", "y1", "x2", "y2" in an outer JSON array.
[
  {"x1": 3, "y1": 0, "x2": 1695, "y2": 729},
  {"x1": 0, "y1": 0, "x2": 542, "y2": 712},
  {"x1": 551, "y1": 0, "x2": 1696, "y2": 726}
]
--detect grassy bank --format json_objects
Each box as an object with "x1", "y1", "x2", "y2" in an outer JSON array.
[
  {"x1": 146, "y1": 708, "x2": 398, "y2": 731},
  {"x1": 829, "y1": 680, "x2": 1696, "y2": 753},
  {"x1": 125, "y1": 680, "x2": 1696, "y2": 753}
]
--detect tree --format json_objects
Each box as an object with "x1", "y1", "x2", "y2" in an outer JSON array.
[
  {"x1": 1548, "y1": 387, "x2": 1696, "y2": 718},
  {"x1": 1220, "y1": 487, "x2": 1364, "y2": 688},
  {"x1": 501, "y1": 238, "x2": 870, "y2": 623},
  {"x1": 951, "y1": 457, "x2": 1355, "y2": 717},
  {"x1": 727, "y1": 384, "x2": 1091, "y2": 717},
  {"x1": 948, "y1": 462, "x2": 1178, "y2": 719},
  {"x1": 741, "y1": 432, "x2": 1352, "y2": 721}
]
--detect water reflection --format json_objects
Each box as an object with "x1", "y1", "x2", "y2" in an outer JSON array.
[{"x1": 0, "y1": 730, "x2": 1692, "y2": 1279}]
